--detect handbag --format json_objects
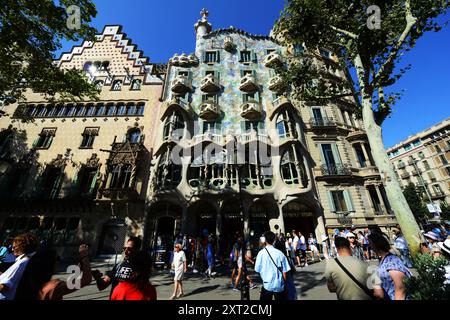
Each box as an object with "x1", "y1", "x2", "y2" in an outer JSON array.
[{"x1": 334, "y1": 258, "x2": 376, "y2": 300}]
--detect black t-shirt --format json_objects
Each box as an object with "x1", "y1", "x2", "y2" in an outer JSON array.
[{"x1": 107, "y1": 260, "x2": 131, "y2": 297}]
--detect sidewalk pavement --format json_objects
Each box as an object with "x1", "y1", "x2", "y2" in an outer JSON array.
[{"x1": 56, "y1": 257, "x2": 337, "y2": 301}]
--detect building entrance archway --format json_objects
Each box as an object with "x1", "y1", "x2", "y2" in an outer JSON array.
[{"x1": 282, "y1": 201, "x2": 315, "y2": 238}]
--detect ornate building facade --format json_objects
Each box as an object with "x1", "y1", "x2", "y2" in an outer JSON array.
[
  {"x1": 0, "y1": 26, "x2": 165, "y2": 258},
  {"x1": 387, "y1": 117, "x2": 450, "y2": 208},
  {"x1": 144, "y1": 10, "x2": 397, "y2": 249}
]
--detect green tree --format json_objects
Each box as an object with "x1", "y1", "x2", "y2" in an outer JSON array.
[
  {"x1": 404, "y1": 253, "x2": 450, "y2": 300},
  {"x1": 0, "y1": 0, "x2": 99, "y2": 115},
  {"x1": 274, "y1": 0, "x2": 449, "y2": 255},
  {"x1": 402, "y1": 183, "x2": 430, "y2": 226}
]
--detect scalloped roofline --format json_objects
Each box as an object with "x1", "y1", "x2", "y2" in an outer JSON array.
[{"x1": 203, "y1": 26, "x2": 280, "y2": 44}]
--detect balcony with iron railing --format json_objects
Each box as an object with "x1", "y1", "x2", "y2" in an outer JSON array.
[
  {"x1": 310, "y1": 117, "x2": 337, "y2": 128},
  {"x1": 320, "y1": 163, "x2": 352, "y2": 176},
  {"x1": 400, "y1": 172, "x2": 410, "y2": 179},
  {"x1": 431, "y1": 190, "x2": 446, "y2": 199},
  {"x1": 237, "y1": 131, "x2": 270, "y2": 145}
]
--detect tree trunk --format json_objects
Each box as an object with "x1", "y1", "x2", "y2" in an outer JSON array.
[
  {"x1": 354, "y1": 55, "x2": 422, "y2": 256},
  {"x1": 360, "y1": 95, "x2": 422, "y2": 255}
]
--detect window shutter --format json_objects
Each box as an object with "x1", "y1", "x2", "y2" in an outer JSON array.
[
  {"x1": 45, "y1": 136, "x2": 53, "y2": 149},
  {"x1": 240, "y1": 121, "x2": 246, "y2": 133},
  {"x1": 32, "y1": 138, "x2": 39, "y2": 149},
  {"x1": 331, "y1": 143, "x2": 342, "y2": 165},
  {"x1": 202, "y1": 51, "x2": 207, "y2": 63},
  {"x1": 50, "y1": 172, "x2": 63, "y2": 199},
  {"x1": 88, "y1": 168, "x2": 100, "y2": 194},
  {"x1": 318, "y1": 144, "x2": 326, "y2": 165},
  {"x1": 343, "y1": 190, "x2": 354, "y2": 212},
  {"x1": 327, "y1": 191, "x2": 336, "y2": 212},
  {"x1": 251, "y1": 51, "x2": 257, "y2": 63},
  {"x1": 71, "y1": 169, "x2": 80, "y2": 196},
  {"x1": 238, "y1": 51, "x2": 243, "y2": 62},
  {"x1": 216, "y1": 51, "x2": 220, "y2": 63},
  {"x1": 187, "y1": 71, "x2": 193, "y2": 80},
  {"x1": 215, "y1": 71, "x2": 220, "y2": 80}
]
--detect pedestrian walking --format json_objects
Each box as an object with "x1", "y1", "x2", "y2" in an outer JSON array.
[
  {"x1": 193, "y1": 237, "x2": 203, "y2": 273},
  {"x1": 368, "y1": 232, "x2": 412, "y2": 300},
  {"x1": 254, "y1": 231, "x2": 291, "y2": 301},
  {"x1": 325, "y1": 237, "x2": 373, "y2": 300},
  {"x1": 170, "y1": 243, "x2": 187, "y2": 300},
  {"x1": 321, "y1": 235, "x2": 330, "y2": 260},
  {"x1": 298, "y1": 232, "x2": 308, "y2": 267},
  {"x1": 206, "y1": 236, "x2": 216, "y2": 278},
  {"x1": 392, "y1": 229, "x2": 413, "y2": 268},
  {"x1": 0, "y1": 233, "x2": 39, "y2": 300},
  {"x1": 291, "y1": 230, "x2": 301, "y2": 267},
  {"x1": 92, "y1": 236, "x2": 141, "y2": 298},
  {"x1": 308, "y1": 233, "x2": 321, "y2": 262},
  {"x1": 231, "y1": 237, "x2": 257, "y2": 291},
  {"x1": 111, "y1": 250, "x2": 157, "y2": 300},
  {"x1": 346, "y1": 232, "x2": 365, "y2": 261}
]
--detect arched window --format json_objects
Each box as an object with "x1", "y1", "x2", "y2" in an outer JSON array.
[
  {"x1": 131, "y1": 79, "x2": 142, "y2": 90},
  {"x1": 276, "y1": 109, "x2": 298, "y2": 139},
  {"x1": 280, "y1": 145, "x2": 308, "y2": 187},
  {"x1": 127, "y1": 128, "x2": 141, "y2": 144},
  {"x1": 156, "y1": 148, "x2": 182, "y2": 189},
  {"x1": 163, "y1": 111, "x2": 185, "y2": 141}
]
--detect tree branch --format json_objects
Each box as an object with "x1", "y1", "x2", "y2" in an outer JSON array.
[
  {"x1": 330, "y1": 25, "x2": 358, "y2": 39},
  {"x1": 373, "y1": 0, "x2": 417, "y2": 85}
]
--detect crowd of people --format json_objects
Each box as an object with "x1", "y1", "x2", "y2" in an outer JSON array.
[{"x1": 0, "y1": 221, "x2": 449, "y2": 301}]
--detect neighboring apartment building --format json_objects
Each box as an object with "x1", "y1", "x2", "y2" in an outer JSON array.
[
  {"x1": 0, "y1": 26, "x2": 165, "y2": 258},
  {"x1": 387, "y1": 117, "x2": 450, "y2": 207},
  {"x1": 145, "y1": 10, "x2": 396, "y2": 250}
]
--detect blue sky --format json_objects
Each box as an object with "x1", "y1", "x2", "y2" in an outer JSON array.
[{"x1": 57, "y1": 0, "x2": 450, "y2": 148}]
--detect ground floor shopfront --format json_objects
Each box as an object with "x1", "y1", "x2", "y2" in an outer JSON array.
[{"x1": 0, "y1": 200, "x2": 145, "y2": 260}]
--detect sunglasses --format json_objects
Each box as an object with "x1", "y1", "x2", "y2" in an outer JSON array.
[{"x1": 123, "y1": 247, "x2": 134, "y2": 252}]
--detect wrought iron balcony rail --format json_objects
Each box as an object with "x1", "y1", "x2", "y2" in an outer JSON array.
[
  {"x1": 310, "y1": 117, "x2": 336, "y2": 127},
  {"x1": 320, "y1": 164, "x2": 352, "y2": 176}
]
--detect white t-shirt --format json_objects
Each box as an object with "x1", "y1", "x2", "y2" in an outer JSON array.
[
  {"x1": 172, "y1": 251, "x2": 186, "y2": 273},
  {"x1": 293, "y1": 236, "x2": 299, "y2": 250},
  {"x1": 0, "y1": 254, "x2": 31, "y2": 300},
  {"x1": 299, "y1": 236, "x2": 307, "y2": 251}
]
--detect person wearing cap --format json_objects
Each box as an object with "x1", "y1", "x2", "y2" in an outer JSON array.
[
  {"x1": 437, "y1": 239, "x2": 450, "y2": 285},
  {"x1": 346, "y1": 232, "x2": 365, "y2": 261}
]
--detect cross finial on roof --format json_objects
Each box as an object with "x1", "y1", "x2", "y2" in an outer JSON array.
[{"x1": 200, "y1": 8, "x2": 209, "y2": 20}]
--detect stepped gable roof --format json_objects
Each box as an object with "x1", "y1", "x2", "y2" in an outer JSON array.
[
  {"x1": 203, "y1": 26, "x2": 280, "y2": 44},
  {"x1": 57, "y1": 25, "x2": 151, "y2": 71}
]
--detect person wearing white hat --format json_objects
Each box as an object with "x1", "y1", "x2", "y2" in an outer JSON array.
[
  {"x1": 346, "y1": 232, "x2": 365, "y2": 261},
  {"x1": 437, "y1": 239, "x2": 450, "y2": 284},
  {"x1": 424, "y1": 231, "x2": 440, "y2": 252}
]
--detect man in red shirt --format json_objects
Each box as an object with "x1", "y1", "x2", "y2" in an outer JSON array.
[{"x1": 111, "y1": 251, "x2": 157, "y2": 301}]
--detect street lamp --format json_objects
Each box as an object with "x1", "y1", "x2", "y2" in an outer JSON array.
[{"x1": 233, "y1": 135, "x2": 250, "y2": 301}]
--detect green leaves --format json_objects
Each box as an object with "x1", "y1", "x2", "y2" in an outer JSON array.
[
  {"x1": 405, "y1": 253, "x2": 450, "y2": 300},
  {"x1": 273, "y1": 0, "x2": 449, "y2": 124},
  {"x1": 0, "y1": 0, "x2": 99, "y2": 117}
]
